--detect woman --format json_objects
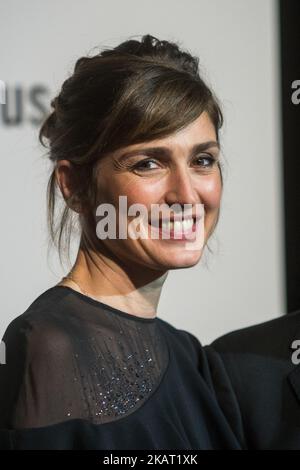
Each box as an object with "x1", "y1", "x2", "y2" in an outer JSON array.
[{"x1": 0, "y1": 34, "x2": 241, "y2": 450}]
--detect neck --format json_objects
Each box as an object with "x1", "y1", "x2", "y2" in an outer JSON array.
[{"x1": 62, "y1": 245, "x2": 168, "y2": 320}]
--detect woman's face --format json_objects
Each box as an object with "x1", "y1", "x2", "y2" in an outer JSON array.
[{"x1": 92, "y1": 111, "x2": 222, "y2": 273}]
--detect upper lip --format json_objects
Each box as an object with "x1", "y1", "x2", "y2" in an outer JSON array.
[{"x1": 149, "y1": 214, "x2": 201, "y2": 224}]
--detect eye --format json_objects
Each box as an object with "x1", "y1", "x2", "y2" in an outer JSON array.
[
  {"x1": 132, "y1": 158, "x2": 160, "y2": 172},
  {"x1": 193, "y1": 154, "x2": 217, "y2": 169}
]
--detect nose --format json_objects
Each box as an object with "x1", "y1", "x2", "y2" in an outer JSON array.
[{"x1": 164, "y1": 166, "x2": 199, "y2": 207}]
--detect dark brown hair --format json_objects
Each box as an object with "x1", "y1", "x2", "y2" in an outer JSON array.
[{"x1": 39, "y1": 34, "x2": 224, "y2": 267}]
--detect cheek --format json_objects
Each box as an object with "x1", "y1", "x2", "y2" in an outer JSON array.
[
  {"x1": 199, "y1": 176, "x2": 222, "y2": 209},
  {"x1": 95, "y1": 176, "x2": 144, "y2": 206},
  {"x1": 113, "y1": 178, "x2": 161, "y2": 208}
]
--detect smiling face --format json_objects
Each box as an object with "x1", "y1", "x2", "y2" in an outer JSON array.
[{"x1": 88, "y1": 111, "x2": 222, "y2": 273}]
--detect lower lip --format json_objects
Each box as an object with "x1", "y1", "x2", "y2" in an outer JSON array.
[{"x1": 149, "y1": 220, "x2": 199, "y2": 241}]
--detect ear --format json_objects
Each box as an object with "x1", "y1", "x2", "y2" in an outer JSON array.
[{"x1": 55, "y1": 160, "x2": 83, "y2": 213}]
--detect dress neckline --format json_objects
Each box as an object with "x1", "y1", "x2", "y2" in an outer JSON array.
[{"x1": 53, "y1": 285, "x2": 158, "y2": 324}]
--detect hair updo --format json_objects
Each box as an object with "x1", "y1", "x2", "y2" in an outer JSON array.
[{"x1": 39, "y1": 34, "x2": 224, "y2": 267}]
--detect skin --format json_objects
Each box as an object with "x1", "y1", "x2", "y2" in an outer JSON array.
[{"x1": 55, "y1": 111, "x2": 222, "y2": 319}]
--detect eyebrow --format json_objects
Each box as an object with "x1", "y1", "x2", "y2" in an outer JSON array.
[{"x1": 117, "y1": 140, "x2": 220, "y2": 162}]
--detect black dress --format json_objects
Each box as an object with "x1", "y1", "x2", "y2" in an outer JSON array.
[{"x1": 0, "y1": 285, "x2": 240, "y2": 450}]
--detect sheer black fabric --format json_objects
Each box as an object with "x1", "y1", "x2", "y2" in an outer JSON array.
[{"x1": 0, "y1": 286, "x2": 241, "y2": 449}]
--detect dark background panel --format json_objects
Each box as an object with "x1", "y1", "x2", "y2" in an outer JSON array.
[{"x1": 279, "y1": 0, "x2": 300, "y2": 312}]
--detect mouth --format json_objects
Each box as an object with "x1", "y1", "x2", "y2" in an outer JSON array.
[{"x1": 148, "y1": 215, "x2": 201, "y2": 241}]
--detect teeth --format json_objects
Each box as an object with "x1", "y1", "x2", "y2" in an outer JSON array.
[
  {"x1": 161, "y1": 221, "x2": 172, "y2": 231},
  {"x1": 161, "y1": 218, "x2": 194, "y2": 232},
  {"x1": 182, "y1": 218, "x2": 193, "y2": 231}
]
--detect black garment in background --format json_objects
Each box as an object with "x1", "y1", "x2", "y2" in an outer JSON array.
[
  {"x1": 205, "y1": 310, "x2": 300, "y2": 449},
  {"x1": 0, "y1": 286, "x2": 240, "y2": 450}
]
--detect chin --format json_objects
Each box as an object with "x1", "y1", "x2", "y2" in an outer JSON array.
[{"x1": 156, "y1": 249, "x2": 203, "y2": 270}]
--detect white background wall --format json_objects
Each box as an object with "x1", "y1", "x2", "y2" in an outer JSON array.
[{"x1": 0, "y1": 0, "x2": 284, "y2": 344}]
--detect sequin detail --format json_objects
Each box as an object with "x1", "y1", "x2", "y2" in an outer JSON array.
[{"x1": 64, "y1": 312, "x2": 169, "y2": 424}]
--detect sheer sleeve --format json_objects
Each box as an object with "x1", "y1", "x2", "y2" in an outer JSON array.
[
  {"x1": 0, "y1": 316, "x2": 28, "y2": 429},
  {"x1": 0, "y1": 314, "x2": 83, "y2": 431}
]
